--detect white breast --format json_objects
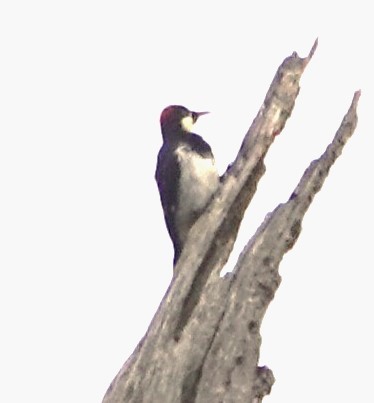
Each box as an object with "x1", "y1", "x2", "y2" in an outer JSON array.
[{"x1": 174, "y1": 145, "x2": 219, "y2": 243}]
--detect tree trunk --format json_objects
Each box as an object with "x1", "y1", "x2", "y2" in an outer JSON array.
[{"x1": 103, "y1": 40, "x2": 360, "y2": 403}]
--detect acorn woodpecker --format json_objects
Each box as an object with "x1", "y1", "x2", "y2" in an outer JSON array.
[{"x1": 155, "y1": 105, "x2": 219, "y2": 266}]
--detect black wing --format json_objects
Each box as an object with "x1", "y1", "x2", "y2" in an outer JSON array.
[{"x1": 155, "y1": 143, "x2": 182, "y2": 263}]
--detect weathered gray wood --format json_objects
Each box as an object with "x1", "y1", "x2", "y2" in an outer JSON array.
[
  {"x1": 103, "y1": 40, "x2": 360, "y2": 403},
  {"x1": 194, "y1": 90, "x2": 360, "y2": 402}
]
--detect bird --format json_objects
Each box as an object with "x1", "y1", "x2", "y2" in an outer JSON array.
[{"x1": 155, "y1": 105, "x2": 219, "y2": 266}]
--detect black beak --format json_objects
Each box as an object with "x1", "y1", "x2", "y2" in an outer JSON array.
[{"x1": 191, "y1": 111, "x2": 209, "y2": 123}]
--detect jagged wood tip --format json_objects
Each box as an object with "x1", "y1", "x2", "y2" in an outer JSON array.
[{"x1": 307, "y1": 38, "x2": 318, "y2": 61}]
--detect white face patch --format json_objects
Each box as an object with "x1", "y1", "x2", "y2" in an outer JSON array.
[{"x1": 181, "y1": 115, "x2": 194, "y2": 132}]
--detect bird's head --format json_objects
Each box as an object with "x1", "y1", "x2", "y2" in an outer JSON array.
[{"x1": 160, "y1": 105, "x2": 209, "y2": 140}]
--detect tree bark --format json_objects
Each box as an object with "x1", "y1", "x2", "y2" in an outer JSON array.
[{"x1": 103, "y1": 40, "x2": 360, "y2": 403}]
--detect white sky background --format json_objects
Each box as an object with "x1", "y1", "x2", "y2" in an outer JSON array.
[{"x1": 1, "y1": 1, "x2": 373, "y2": 402}]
